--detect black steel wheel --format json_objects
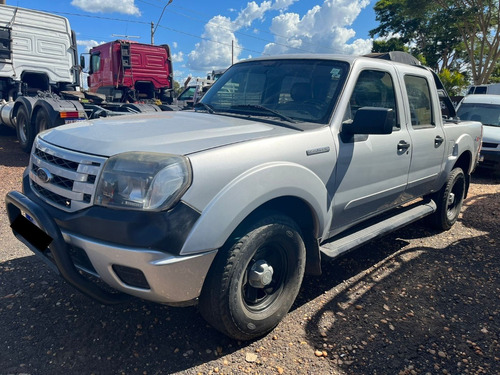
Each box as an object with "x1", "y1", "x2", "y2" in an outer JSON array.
[
  {"x1": 430, "y1": 167, "x2": 466, "y2": 230},
  {"x1": 15, "y1": 105, "x2": 34, "y2": 153},
  {"x1": 199, "y1": 214, "x2": 306, "y2": 340},
  {"x1": 35, "y1": 108, "x2": 51, "y2": 133}
]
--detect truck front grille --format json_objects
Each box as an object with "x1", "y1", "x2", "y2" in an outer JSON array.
[{"x1": 29, "y1": 138, "x2": 107, "y2": 212}]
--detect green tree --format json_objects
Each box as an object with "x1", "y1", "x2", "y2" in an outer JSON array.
[
  {"x1": 489, "y1": 64, "x2": 500, "y2": 83},
  {"x1": 173, "y1": 80, "x2": 183, "y2": 97},
  {"x1": 434, "y1": 0, "x2": 500, "y2": 84},
  {"x1": 370, "y1": 0, "x2": 464, "y2": 72},
  {"x1": 372, "y1": 38, "x2": 408, "y2": 53},
  {"x1": 438, "y1": 68, "x2": 467, "y2": 96},
  {"x1": 371, "y1": 0, "x2": 500, "y2": 84}
]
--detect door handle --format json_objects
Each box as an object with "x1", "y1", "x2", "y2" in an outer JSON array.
[
  {"x1": 397, "y1": 140, "x2": 411, "y2": 152},
  {"x1": 435, "y1": 135, "x2": 444, "y2": 146}
]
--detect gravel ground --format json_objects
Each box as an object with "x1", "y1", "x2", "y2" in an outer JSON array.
[{"x1": 1, "y1": 125, "x2": 499, "y2": 375}]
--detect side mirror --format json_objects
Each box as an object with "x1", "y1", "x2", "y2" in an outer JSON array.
[
  {"x1": 79, "y1": 55, "x2": 86, "y2": 70},
  {"x1": 342, "y1": 107, "x2": 395, "y2": 135}
]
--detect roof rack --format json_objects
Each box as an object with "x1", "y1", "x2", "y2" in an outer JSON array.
[{"x1": 364, "y1": 51, "x2": 421, "y2": 66}]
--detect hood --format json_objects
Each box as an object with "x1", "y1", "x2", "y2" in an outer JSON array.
[
  {"x1": 482, "y1": 124, "x2": 500, "y2": 144},
  {"x1": 40, "y1": 110, "x2": 296, "y2": 157}
]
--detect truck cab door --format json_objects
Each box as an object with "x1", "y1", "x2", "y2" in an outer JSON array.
[
  {"x1": 329, "y1": 68, "x2": 412, "y2": 235},
  {"x1": 88, "y1": 52, "x2": 102, "y2": 91},
  {"x1": 403, "y1": 74, "x2": 446, "y2": 198}
]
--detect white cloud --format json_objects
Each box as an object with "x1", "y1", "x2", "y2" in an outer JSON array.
[
  {"x1": 172, "y1": 51, "x2": 184, "y2": 63},
  {"x1": 187, "y1": 0, "x2": 296, "y2": 72},
  {"x1": 71, "y1": 0, "x2": 141, "y2": 16},
  {"x1": 187, "y1": 0, "x2": 372, "y2": 73},
  {"x1": 172, "y1": 42, "x2": 178, "y2": 49},
  {"x1": 263, "y1": 0, "x2": 372, "y2": 55},
  {"x1": 174, "y1": 70, "x2": 190, "y2": 86},
  {"x1": 77, "y1": 39, "x2": 103, "y2": 52},
  {"x1": 187, "y1": 15, "x2": 241, "y2": 72}
]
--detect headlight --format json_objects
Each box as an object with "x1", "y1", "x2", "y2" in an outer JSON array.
[{"x1": 95, "y1": 152, "x2": 191, "y2": 211}]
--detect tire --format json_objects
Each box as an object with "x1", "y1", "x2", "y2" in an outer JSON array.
[
  {"x1": 35, "y1": 108, "x2": 51, "y2": 133},
  {"x1": 199, "y1": 214, "x2": 306, "y2": 340},
  {"x1": 429, "y1": 167, "x2": 466, "y2": 230},
  {"x1": 15, "y1": 105, "x2": 34, "y2": 153}
]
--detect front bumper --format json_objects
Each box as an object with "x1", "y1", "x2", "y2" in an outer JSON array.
[
  {"x1": 479, "y1": 149, "x2": 500, "y2": 169},
  {"x1": 5, "y1": 190, "x2": 216, "y2": 305}
]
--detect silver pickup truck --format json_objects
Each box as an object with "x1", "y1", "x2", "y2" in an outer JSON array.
[{"x1": 5, "y1": 52, "x2": 482, "y2": 340}]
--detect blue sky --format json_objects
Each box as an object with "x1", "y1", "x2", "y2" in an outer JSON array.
[{"x1": 9, "y1": 0, "x2": 378, "y2": 83}]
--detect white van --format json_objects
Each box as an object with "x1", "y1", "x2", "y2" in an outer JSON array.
[{"x1": 466, "y1": 83, "x2": 500, "y2": 95}]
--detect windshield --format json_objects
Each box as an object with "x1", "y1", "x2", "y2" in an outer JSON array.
[
  {"x1": 457, "y1": 102, "x2": 500, "y2": 126},
  {"x1": 178, "y1": 87, "x2": 196, "y2": 101},
  {"x1": 200, "y1": 59, "x2": 349, "y2": 125}
]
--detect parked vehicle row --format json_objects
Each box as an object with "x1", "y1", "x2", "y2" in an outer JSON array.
[{"x1": 0, "y1": 5, "x2": 175, "y2": 153}]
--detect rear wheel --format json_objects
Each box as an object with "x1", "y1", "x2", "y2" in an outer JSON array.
[
  {"x1": 430, "y1": 167, "x2": 466, "y2": 230},
  {"x1": 15, "y1": 105, "x2": 34, "y2": 153},
  {"x1": 35, "y1": 108, "x2": 51, "y2": 133},
  {"x1": 199, "y1": 214, "x2": 306, "y2": 340}
]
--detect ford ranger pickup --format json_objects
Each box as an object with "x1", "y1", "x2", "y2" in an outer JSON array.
[{"x1": 5, "y1": 52, "x2": 482, "y2": 340}]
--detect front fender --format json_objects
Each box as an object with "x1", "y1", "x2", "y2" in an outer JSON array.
[
  {"x1": 33, "y1": 97, "x2": 86, "y2": 128},
  {"x1": 180, "y1": 162, "x2": 331, "y2": 255}
]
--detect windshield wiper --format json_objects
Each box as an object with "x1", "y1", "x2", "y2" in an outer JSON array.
[
  {"x1": 230, "y1": 104, "x2": 298, "y2": 124},
  {"x1": 194, "y1": 102, "x2": 215, "y2": 114}
]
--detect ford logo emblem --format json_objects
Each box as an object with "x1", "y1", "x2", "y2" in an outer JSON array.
[{"x1": 37, "y1": 168, "x2": 53, "y2": 184}]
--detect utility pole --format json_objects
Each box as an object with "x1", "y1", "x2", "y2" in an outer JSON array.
[{"x1": 151, "y1": 0, "x2": 173, "y2": 45}]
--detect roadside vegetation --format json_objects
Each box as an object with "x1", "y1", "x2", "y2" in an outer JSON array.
[{"x1": 370, "y1": 0, "x2": 500, "y2": 94}]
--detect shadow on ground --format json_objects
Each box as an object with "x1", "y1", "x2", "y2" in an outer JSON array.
[
  {"x1": 0, "y1": 126, "x2": 29, "y2": 168},
  {"x1": 302, "y1": 187, "x2": 500, "y2": 375}
]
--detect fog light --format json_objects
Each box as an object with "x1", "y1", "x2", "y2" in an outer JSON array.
[{"x1": 112, "y1": 265, "x2": 150, "y2": 289}]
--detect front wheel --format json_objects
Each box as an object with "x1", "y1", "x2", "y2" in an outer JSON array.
[
  {"x1": 199, "y1": 214, "x2": 306, "y2": 340},
  {"x1": 430, "y1": 167, "x2": 466, "y2": 230}
]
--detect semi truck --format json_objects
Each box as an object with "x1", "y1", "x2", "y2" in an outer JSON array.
[
  {"x1": 85, "y1": 40, "x2": 174, "y2": 105},
  {"x1": 0, "y1": 5, "x2": 175, "y2": 152}
]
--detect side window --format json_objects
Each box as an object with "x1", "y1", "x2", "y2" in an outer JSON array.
[
  {"x1": 475, "y1": 86, "x2": 487, "y2": 94},
  {"x1": 90, "y1": 54, "x2": 101, "y2": 74},
  {"x1": 404, "y1": 75, "x2": 434, "y2": 128},
  {"x1": 345, "y1": 70, "x2": 399, "y2": 129}
]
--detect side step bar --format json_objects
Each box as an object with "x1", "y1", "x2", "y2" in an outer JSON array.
[{"x1": 320, "y1": 199, "x2": 436, "y2": 259}]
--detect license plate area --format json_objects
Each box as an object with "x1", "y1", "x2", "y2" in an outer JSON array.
[
  {"x1": 11, "y1": 214, "x2": 53, "y2": 252},
  {"x1": 64, "y1": 118, "x2": 86, "y2": 124}
]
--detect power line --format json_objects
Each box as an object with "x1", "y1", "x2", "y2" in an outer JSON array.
[
  {"x1": 155, "y1": 23, "x2": 269, "y2": 56},
  {"x1": 40, "y1": 9, "x2": 270, "y2": 57},
  {"x1": 169, "y1": 3, "x2": 322, "y2": 53},
  {"x1": 134, "y1": 0, "x2": 318, "y2": 54},
  {"x1": 39, "y1": 5, "x2": 323, "y2": 56}
]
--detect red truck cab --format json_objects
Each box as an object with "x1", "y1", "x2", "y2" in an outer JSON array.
[{"x1": 88, "y1": 40, "x2": 173, "y2": 103}]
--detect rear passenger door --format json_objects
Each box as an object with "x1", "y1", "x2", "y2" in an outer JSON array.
[{"x1": 403, "y1": 74, "x2": 446, "y2": 197}]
